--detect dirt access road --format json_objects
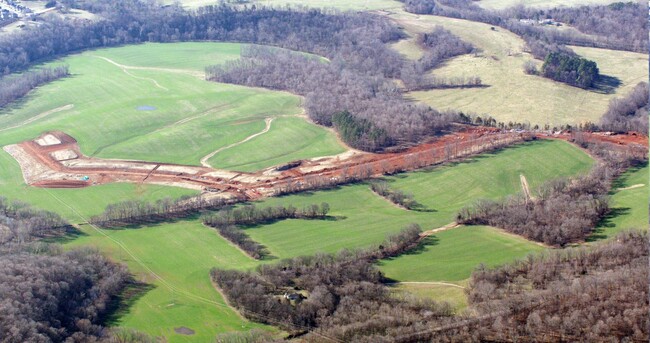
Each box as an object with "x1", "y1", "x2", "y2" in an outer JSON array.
[{"x1": 4, "y1": 128, "x2": 646, "y2": 203}]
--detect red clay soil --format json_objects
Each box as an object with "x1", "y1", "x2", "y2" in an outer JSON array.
[{"x1": 11, "y1": 128, "x2": 647, "y2": 201}]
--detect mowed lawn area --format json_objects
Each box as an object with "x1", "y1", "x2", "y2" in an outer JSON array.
[
  {"x1": 389, "y1": 10, "x2": 648, "y2": 126},
  {"x1": 0, "y1": 42, "x2": 345, "y2": 168}
]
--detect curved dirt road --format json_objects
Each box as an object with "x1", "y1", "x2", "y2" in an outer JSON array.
[{"x1": 200, "y1": 117, "x2": 275, "y2": 168}]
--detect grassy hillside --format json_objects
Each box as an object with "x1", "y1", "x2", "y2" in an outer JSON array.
[
  {"x1": 590, "y1": 163, "x2": 649, "y2": 241},
  {"x1": 208, "y1": 116, "x2": 346, "y2": 172},
  {"x1": 390, "y1": 11, "x2": 648, "y2": 126},
  {"x1": 0, "y1": 42, "x2": 345, "y2": 168}
]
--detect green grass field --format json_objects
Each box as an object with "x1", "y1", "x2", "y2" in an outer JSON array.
[
  {"x1": 208, "y1": 116, "x2": 346, "y2": 172},
  {"x1": 244, "y1": 140, "x2": 592, "y2": 258},
  {"x1": 0, "y1": 42, "x2": 345, "y2": 168},
  {"x1": 390, "y1": 281, "x2": 469, "y2": 312},
  {"x1": 66, "y1": 220, "x2": 269, "y2": 342},
  {"x1": 390, "y1": 11, "x2": 648, "y2": 126},
  {"x1": 378, "y1": 226, "x2": 545, "y2": 282},
  {"x1": 590, "y1": 163, "x2": 648, "y2": 241}
]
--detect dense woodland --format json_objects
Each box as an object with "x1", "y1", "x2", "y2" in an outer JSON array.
[
  {"x1": 0, "y1": 65, "x2": 69, "y2": 108},
  {"x1": 600, "y1": 82, "x2": 649, "y2": 134},
  {"x1": 467, "y1": 230, "x2": 648, "y2": 341},
  {"x1": 458, "y1": 141, "x2": 645, "y2": 246},
  {"x1": 0, "y1": 198, "x2": 130, "y2": 342},
  {"x1": 540, "y1": 52, "x2": 599, "y2": 89}
]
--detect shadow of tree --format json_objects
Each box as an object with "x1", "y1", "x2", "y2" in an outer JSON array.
[{"x1": 591, "y1": 74, "x2": 622, "y2": 94}]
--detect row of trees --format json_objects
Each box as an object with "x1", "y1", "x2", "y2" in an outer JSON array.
[
  {"x1": 400, "y1": 0, "x2": 436, "y2": 14},
  {"x1": 0, "y1": 65, "x2": 69, "y2": 108},
  {"x1": 600, "y1": 82, "x2": 648, "y2": 134},
  {"x1": 467, "y1": 230, "x2": 648, "y2": 342},
  {"x1": 457, "y1": 141, "x2": 645, "y2": 246},
  {"x1": 89, "y1": 194, "x2": 231, "y2": 227},
  {"x1": 0, "y1": 199, "x2": 131, "y2": 342},
  {"x1": 202, "y1": 203, "x2": 330, "y2": 227},
  {"x1": 540, "y1": 52, "x2": 599, "y2": 89},
  {"x1": 202, "y1": 203, "x2": 330, "y2": 259},
  {"x1": 370, "y1": 181, "x2": 419, "y2": 210}
]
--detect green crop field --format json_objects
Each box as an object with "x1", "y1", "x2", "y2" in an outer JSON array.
[
  {"x1": 66, "y1": 220, "x2": 270, "y2": 342},
  {"x1": 590, "y1": 163, "x2": 649, "y2": 241},
  {"x1": 389, "y1": 10, "x2": 648, "y2": 126},
  {"x1": 0, "y1": 42, "x2": 345, "y2": 168}
]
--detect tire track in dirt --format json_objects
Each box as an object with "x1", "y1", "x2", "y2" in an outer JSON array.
[
  {"x1": 92, "y1": 55, "x2": 205, "y2": 79},
  {"x1": 200, "y1": 117, "x2": 274, "y2": 168},
  {"x1": 0, "y1": 104, "x2": 74, "y2": 133},
  {"x1": 520, "y1": 173, "x2": 533, "y2": 201}
]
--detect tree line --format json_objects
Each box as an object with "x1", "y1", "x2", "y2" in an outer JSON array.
[
  {"x1": 457, "y1": 141, "x2": 645, "y2": 246},
  {"x1": 399, "y1": 0, "x2": 436, "y2": 14},
  {"x1": 0, "y1": 65, "x2": 69, "y2": 108},
  {"x1": 370, "y1": 181, "x2": 420, "y2": 210},
  {"x1": 600, "y1": 82, "x2": 648, "y2": 134},
  {"x1": 401, "y1": 26, "x2": 478, "y2": 91},
  {"x1": 0, "y1": 199, "x2": 131, "y2": 342},
  {"x1": 89, "y1": 194, "x2": 231, "y2": 227},
  {"x1": 466, "y1": 230, "x2": 648, "y2": 342},
  {"x1": 0, "y1": 196, "x2": 71, "y2": 245},
  {"x1": 202, "y1": 203, "x2": 331, "y2": 259}
]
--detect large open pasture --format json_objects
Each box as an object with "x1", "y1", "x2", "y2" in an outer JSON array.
[
  {"x1": 389, "y1": 11, "x2": 648, "y2": 126},
  {"x1": 0, "y1": 42, "x2": 345, "y2": 167}
]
